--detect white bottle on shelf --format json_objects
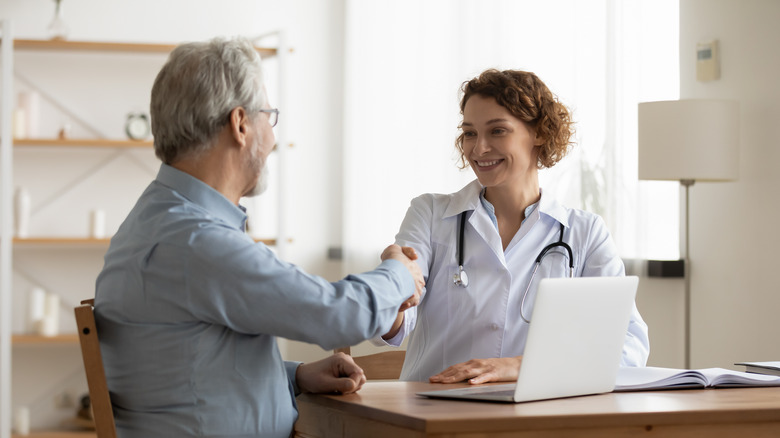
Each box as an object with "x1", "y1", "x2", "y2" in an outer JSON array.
[
  {"x1": 13, "y1": 405, "x2": 30, "y2": 435},
  {"x1": 14, "y1": 187, "x2": 31, "y2": 238},
  {"x1": 17, "y1": 91, "x2": 40, "y2": 138},
  {"x1": 39, "y1": 293, "x2": 60, "y2": 337},
  {"x1": 90, "y1": 209, "x2": 106, "y2": 238},
  {"x1": 27, "y1": 287, "x2": 46, "y2": 333}
]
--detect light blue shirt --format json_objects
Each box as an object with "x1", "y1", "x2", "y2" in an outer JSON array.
[
  {"x1": 95, "y1": 164, "x2": 414, "y2": 438},
  {"x1": 381, "y1": 180, "x2": 649, "y2": 381},
  {"x1": 479, "y1": 187, "x2": 537, "y2": 229}
]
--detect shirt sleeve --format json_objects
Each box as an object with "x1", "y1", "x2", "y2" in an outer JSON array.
[
  {"x1": 368, "y1": 195, "x2": 437, "y2": 346},
  {"x1": 285, "y1": 361, "x2": 302, "y2": 396},
  {"x1": 369, "y1": 305, "x2": 417, "y2": 347},
  {"x1": 580, "y1": 214, "x2": 650, "y2": 367},
  {"x1": 146, "y1": 226, "x2": 416, "y2": 351}
]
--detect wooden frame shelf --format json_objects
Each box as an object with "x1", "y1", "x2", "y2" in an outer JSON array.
[
  {"x1": 14, "y1": 138, "x2": 153, "y2": 148},
  {"x1": 1, "y1": 31, "x2": 287, "y2": 433},
  {"x1": 13, "y1": 237, "x2": 111, "y2": 246},
  {"x1": 12, "y1": 432, "x2": 96, "y2": 438},
  {"x1": 12, "y1": 334, "x2": 80, "y2": 346},
  {"x1": 8, "y1": 38, "x2": 277, "y2": 57},
  {"x1": 13, "y1": 237, "x2": 277, "y2": 246}
]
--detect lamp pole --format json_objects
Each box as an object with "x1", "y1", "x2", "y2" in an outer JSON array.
[{"x1": 680, "y1": 179, "x2": 695, "y2": 369}]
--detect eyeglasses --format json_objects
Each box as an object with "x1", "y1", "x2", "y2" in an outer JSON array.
[{"x1": 259, "y1": 108, "x2": 279, "y2": 128}]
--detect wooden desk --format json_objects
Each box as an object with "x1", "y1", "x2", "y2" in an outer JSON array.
[{"x1": 295, "y1": 381, "x2": 780, "y2": 437}]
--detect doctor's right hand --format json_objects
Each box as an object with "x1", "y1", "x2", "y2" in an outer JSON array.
[{"x1": 381, "y1": 244, "x2": 424, "y2": 311}]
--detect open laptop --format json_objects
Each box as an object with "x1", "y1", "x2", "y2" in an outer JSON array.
[{"x1": 417, "y1": 276, "x2": 639, "y2": 403}]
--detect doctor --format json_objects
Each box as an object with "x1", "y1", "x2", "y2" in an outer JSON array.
[{"x1": 376, "y1": 69, "x2": 650, "y2": 384}]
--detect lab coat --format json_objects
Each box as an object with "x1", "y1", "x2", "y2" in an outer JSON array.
[{"x1": 381, "y1": 179, "x2": 650, "y2": 382}]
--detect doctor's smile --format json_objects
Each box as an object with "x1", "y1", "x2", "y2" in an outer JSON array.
[{"x1": 474, "y1": 159, "x2": 503, "y2": 169}]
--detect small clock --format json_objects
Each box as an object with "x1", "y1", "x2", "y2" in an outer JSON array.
[{"x1": 125, "y1": 113, "x2": 150, "y2": 140}]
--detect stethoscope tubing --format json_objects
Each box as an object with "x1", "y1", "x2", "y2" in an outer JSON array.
[{"x1": 453, "y1": 210, "x2": 574, "y2": 323}]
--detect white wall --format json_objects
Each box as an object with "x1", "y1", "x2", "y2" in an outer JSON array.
[
  {"x1": 677, "y1": 0, "x2": 780, "y2": 369},
  {"x1": 2, "y1": 0, "x2": 346, "y2": 429}
]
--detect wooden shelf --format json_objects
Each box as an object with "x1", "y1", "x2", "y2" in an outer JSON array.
[
  {"x1": 12, "y1": 432, "x2": 95, "y2": 438},
  {"x1": 13, "y1": 237, "x2": 277, "y2": 246},
  {"x1": 9, "y1": 38, "x2": 277, "y2": 58},
  {"x1": 12, "y1": 334, "x2": 80, "y2": 345},
  {"x1": 13, "y1": 237, "x2": 110, "y2": 246},
  {"x1": 14, "y1": 138, "x2": 153, "y2": 148}
]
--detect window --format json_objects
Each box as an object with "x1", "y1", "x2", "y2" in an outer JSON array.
[{"x1": 342, "y1": 0, "x2": 680, "y2": 273}]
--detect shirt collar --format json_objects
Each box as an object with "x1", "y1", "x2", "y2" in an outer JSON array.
[
  {"x1": 444, "y1": 179, "x2": 570, "y2": 228},
  {"x1": 155, "y1": 164, "x2": 247, "y2": 230},
  {"x1": 479, "y1": 187, "x2": 539, "y2": 228},
  {"x1": 442, "y1": 180, "x2": 483, "y2": 219},
  {"x1": 537, "y1": 189, "x2": 570, "y2": 228}
]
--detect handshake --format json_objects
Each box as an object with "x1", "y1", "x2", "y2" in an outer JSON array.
[{"x1": 380, "y1": 244, "x2": 426, "y2": 312}]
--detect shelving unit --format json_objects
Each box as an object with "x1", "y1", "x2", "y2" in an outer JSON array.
[
  {"x1": 12, "y1": 38, "x2": 277, "y2": 57},
  {"x1": 1, "y1": 28, "x2": 287, "y2": 438},
  {"x1": 12, "y1": 432, "x2": 95, "y2": 438},
  {"x1": 13, "y1": 237, "x2": 111, "y2": 246},
  {"x1": 13, "y1": 237, "x2": 276, "y2": 246},
  {"x1": 11, "y1": 334, "x2": 79, "y2": 346},
  {"x1": 15, "y1": 138, "x2": 153, "y2": 148}
]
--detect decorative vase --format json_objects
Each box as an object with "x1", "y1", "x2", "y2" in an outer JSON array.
[{"x1": 47, "y1": 0, "x2": 69, "y2": 40}]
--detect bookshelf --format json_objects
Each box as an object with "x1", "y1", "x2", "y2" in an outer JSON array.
[{"x1": 0, "y1": 31, "x2": 285, "y2": 437}]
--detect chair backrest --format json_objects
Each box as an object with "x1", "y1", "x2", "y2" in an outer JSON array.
[
  {"x1": 74, "y1": 299, "x2": 117, "y2": 438},
  {"x1": 334, "y1": 346, "x2": 406, "y2": 380}
]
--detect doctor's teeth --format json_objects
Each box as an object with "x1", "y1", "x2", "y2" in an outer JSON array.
[{"x1": 478, "y1": 160, "x2": 499, "y2": 167}]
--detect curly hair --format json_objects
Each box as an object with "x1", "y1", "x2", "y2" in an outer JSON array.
[{"x1": 455, "y1": 69, "x2": 575, "y2": 169}]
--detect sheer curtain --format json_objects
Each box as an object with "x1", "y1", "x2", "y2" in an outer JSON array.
[{"x1": 342, "y1": 0, "x2": 679, "y2": 275}]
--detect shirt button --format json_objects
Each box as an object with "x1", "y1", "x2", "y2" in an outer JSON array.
[{"x1": 490, "y1": 323, "x2": 500, "y2": 331}]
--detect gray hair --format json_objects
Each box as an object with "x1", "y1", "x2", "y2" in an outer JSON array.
[{"x1": 150, "y1": 37, "x2": 266, "y2": 164}]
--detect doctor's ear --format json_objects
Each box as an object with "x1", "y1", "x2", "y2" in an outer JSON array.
[{"x1": 533, "y1": 131, "x2": 546, "y2": 146}]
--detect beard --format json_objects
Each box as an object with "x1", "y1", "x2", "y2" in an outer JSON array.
[
  {"x1": 244, "y1": 138, "x2": 270, "y2": 198},
  {"x1": 246, "y1": 164, "x2": 269, "y2": 197}
]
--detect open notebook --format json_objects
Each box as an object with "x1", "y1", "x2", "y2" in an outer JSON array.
[
  {"x1": 417, "y1": 276, "x2": 638, "y2": 403},
  {"x1": 615, "y1": 366, "x2": 780, "y2": 391}
]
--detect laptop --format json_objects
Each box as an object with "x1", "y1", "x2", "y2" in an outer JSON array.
[{"x1": 417, "y1": 276, "x2": 639, "y2": 403}]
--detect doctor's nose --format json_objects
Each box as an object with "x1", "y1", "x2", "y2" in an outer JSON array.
[{"x1": 473, "y1": 134, "x2": 491, "y2": 155}]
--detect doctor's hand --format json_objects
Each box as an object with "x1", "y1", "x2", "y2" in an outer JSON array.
[
  {"x1": 429, "y1": 356, "x2": 523, "y2": 385},
  {"x1": 380, "y1": 244, "x2": 425, "y2": 311},
  {"x1": 295, "y1": 353, "x2": 367, "y2": 395}
]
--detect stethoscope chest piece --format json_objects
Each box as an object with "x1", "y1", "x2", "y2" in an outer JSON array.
[
  {"x1": 453, "y1": 212, "x2": 470, "y2": 288},
  {"x1": 453, "y1": 266, "x2": 469, "y2": 288}
]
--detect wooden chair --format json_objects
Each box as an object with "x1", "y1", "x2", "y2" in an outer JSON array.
[
  {"x1": 334, "y1": 346, "x2": 406, "y2": 380},
  {"x1": 74, "y1": 299, "x2": 118, "y2": 438}
]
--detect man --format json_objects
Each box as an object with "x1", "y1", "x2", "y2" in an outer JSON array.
[{"x1": 94, "y1": 37, "x2": 424, "y2": 438}]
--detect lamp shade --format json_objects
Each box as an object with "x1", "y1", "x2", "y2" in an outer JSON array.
[{"x1": 638, "y1": 99, "x2": 739, "y2": 181}]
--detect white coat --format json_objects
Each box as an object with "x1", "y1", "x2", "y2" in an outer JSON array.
[{"x1": 379, "y1": 180, "x2": 650, "y2": 382}]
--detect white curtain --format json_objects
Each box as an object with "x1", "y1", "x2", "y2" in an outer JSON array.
[{"x1": 342, "y1": 0, "x2": 679, "y2": 274}]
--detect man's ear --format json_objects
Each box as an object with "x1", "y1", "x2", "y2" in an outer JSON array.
[{"x1": 229, "y1": 106, "x2": 249, "y2": 147}]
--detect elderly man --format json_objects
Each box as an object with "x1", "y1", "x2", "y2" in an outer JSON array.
[{"x1": 94, "y1": 37, "x2": 423, "y2": 438}]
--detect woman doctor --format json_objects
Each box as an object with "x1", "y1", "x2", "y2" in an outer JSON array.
[{"x1": 376, "y1": 69, "x2": 649, "y2": 384}]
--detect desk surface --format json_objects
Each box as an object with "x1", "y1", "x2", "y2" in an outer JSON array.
[{"x1": 295, "y1": 381, "x2": 780, "y2": 438}]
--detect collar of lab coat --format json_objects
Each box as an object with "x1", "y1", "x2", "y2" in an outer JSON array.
[{"x1": 443, "y1": 179, "x2": 571, "y2": 228}]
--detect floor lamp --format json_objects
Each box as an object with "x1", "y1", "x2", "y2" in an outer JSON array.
[{"x1": 638, "y1": 99, "x2": 739, "y2": 369}]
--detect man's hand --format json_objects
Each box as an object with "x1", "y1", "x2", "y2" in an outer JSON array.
[
  {"x1": 428, "y1": 356, "x2": 523, "y2": 385},
  {"x1": 381, "y1": 244, "x2": 424, "y2": 311},
  {"x1": 296, "y1": 353, "x2": 367, "y2": 395}
]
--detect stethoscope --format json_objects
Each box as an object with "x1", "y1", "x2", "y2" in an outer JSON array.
[{"x1": 452, "y1": 211, "x2": 575, "y2": 323}]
